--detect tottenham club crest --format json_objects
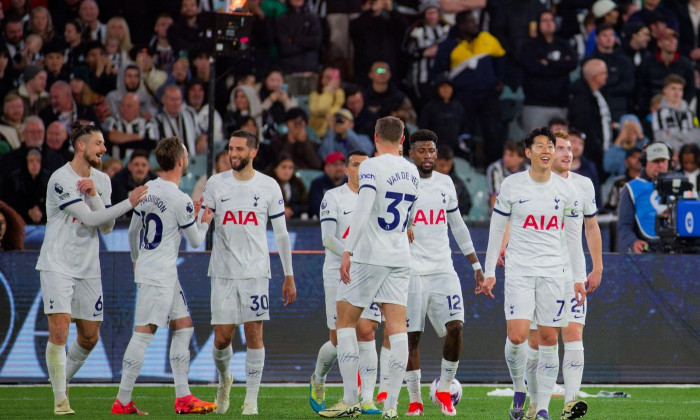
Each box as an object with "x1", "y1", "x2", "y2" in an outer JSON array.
[
  {"x1": 186, "y1": 202, "x2": 194, "y2": 214},
  {"x1": 54, "y1": 183, "x2": 63, "y2": 194}
]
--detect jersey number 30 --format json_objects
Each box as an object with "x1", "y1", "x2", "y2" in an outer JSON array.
[
  {"x1": 139, "y1": 213, "x2": 163, "y2": 250},
  {"x1": 379, "y1": 192, "x2": 416, "y2": 232}
]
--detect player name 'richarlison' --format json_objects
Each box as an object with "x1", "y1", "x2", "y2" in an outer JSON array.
[
  {"x1": 144, "y1": 195, "x2": 167, "y2": 213},
  {"x1": 385, "y1": 171, "x2": 419, "y2": 188}
]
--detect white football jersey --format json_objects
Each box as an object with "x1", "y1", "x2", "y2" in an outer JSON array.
[
  {"x1": 410, "y1": 172, "x2": 459, "y2": 275},
  {"x1": 36, "y1": 163, "x2": 112, "y2": 278},
  {"x1": 351, "y1": 154, "x2": 420, "y2": 268},
  {"x1": 561, "y1": 171, "x2": 597, "y2": 283},
  {"x1": 203, "y1": 170, "x2": 285, "y2": 279},
  {"x1": 132, "y1": 178, "x2": 197, "y2": 287},
  {"x1": 320, "y1": 184, "x2": 357, "y2": 271},
  {"x1": 493, "y1": 170, "x2": 578, "y2": 278}
]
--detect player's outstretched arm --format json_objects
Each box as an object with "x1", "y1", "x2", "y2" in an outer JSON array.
[
  {"x1": 271, "y1": 216, "x2": 296, "y2": 306},
  {"x1": 77, "y1": 178, "x2": 116, "y2": 233},
  {"x1": 584, "y1": 215, "x2": 603, "y2": 293},
  {"x1": 63, "y1": 185, "x2": 148, "y2": 228},
  {"x1": 182, "y1": 205, "x2": 212, "y2": 249}
]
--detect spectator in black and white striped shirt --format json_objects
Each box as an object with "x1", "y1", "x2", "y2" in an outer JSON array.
[
  {"x1": 651, "y1": 74, "x2": 700, "y2": 151},
  {"x1": 103, "y1": 93, "x2": 157, "y2": 160},
  {"x1": 153, "y1": 85, "x2": 206, "y2": 154}
]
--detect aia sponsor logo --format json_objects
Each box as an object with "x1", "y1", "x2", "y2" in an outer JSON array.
[
  {"x1": 413, "y1": 209, "x2": 446, "y2": 225},
  {"x1": 522, "y1": 215, "x2": 562, "y2": 230},
  {"x1": 222, "y1": 211, "x2": 259, "y2": 225}
]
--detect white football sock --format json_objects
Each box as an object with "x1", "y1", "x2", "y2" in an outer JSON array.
[
  {"x1": 213, "y1": 344, "x2": 232, "y2": 383},
  {"x1": 404, "y1": 369, "x2": 422, "y2": 404},
  {"x1": 378, "y1": 346, "x2": 390, "y2": 395},
  {"x1": 526, "y1": 345, "x2": 539, "y2": 404},
  {"x1": 65, "y1": 340, "x2": 91, "y2": 382},
  {"x1": 563, "y1": 341, "x2": 584, "y2": 403},
  {"x1": 117, "y1": 332, "x2": 154, "y2": 404},
  {"x1": 358, "y1": 341, "x2": 377, "y2": 403},
  {"x1": 314, "y1": 340, "x2": 337, "y2": 384},
  {"x1": 438, "y1": 359, "x2": 459, "y2": 393},
  {"x1": 244, "y1": 347, "x2": 265, "y2": 406},
  {"x1": 336, "y1": 328, "x2": 359, "y2": 404},
  {"x1": 170, "y1": 327, "x2": 193, "y2": 398},
  {"x1": 46, "y1": 342, "x2": 67, "y2": 405},
  {"x1": 504, "y1": 338, "x2": 527, "y2": 393},
  {"x1": 385, "y1": 333, "x2": 408, "y2": 411},
  {"x1": 536, "y1": 344, "x2": 559, "y2": 414}
]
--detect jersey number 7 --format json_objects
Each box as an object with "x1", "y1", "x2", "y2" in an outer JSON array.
[{"x1": 379, "y1": 192, "x2": 416, "y2": 232}]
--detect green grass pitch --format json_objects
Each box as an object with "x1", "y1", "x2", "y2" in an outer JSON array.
[{"x1": 1, "y1": 384, "x2": 697, "y2": 419}]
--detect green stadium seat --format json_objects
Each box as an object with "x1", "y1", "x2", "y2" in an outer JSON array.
[{"x1": 296, "y1": 169, "x2": 323, "y2": 190}]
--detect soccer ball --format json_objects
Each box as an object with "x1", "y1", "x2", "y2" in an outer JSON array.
[{"x1": 429, "y1": 378, "x2": 462, "y2": 406}]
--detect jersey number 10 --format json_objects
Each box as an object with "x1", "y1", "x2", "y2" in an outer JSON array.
[{"x1": 139, "y1": 213, "x2": 163, "y2": 250}]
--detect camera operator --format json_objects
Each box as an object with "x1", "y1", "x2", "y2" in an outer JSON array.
[
  {"x1": 617, "y1": 143, "x2": 671, "y2": 253},
  {"x1": 317, "y1": 109, "x2": 374, "y2": 160}
]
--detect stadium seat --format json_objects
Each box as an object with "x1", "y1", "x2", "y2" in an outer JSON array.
[
  {"x1": 188, "y1": 154, "x2": 209, "y2": 178},
  {"x1": 296, "y1": 169, "x2": 323, "y2": 190},
  {"x1": 452, "y1": 157, "x2": 473, "y2": 178},
  {"x1": 463, "y1": 172, "x2": 490, "y2": 222}
]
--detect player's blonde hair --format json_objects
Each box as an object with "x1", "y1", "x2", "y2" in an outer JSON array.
[{"x1": 553, "y1": 130, "x2": 569, "y2": 140}]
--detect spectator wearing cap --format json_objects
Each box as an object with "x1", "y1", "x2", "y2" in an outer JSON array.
[
  {"x1": 271, "y1": 107, "x2": 322, "y2": 170},
  {"x1": 520, "y1": 10, "x2": 578, "y2": 132},
  {"x1": 604, "y1": 147, "x2": 642, "y2": 214},
  {"x1": 585, "y1": 0, "x2": 620, "y2": 56},
  {"x1": 318, "y1": 108, "x2": 373, "y2": 159},
  {"x1": 105, "y1": 63, "x2": 158, "y2": 120},
  {"x1": 344, "y1": 83, "x2": 378, "y2": 139},
  {"x1": 587, "y1": 22, "x2": 636, "y2": 121},
  {"x1": 617, "y1": 142, "x2": 671, "y2": 252},
  {"x1": 103, "y1": 92, "x2": 158, "y2": 159},
  {"x1": 79, "y1": 0, "x2": 107, "y2": 42},
  {"x1": 149, "y1": 13, "x2": 176, "y2": 72},
  {"x1": 185, "y1": 78, "x2": 224, "y2": 143},
  {"x1": 0, "y1": 147, "x2": 50, "y2": 225},
  {"x1": 307, "y1": 151, "x2": 347, "y2": 218},
  {"x1": 364, "y1": 61, "x2": 417, "y2": 125},
  {"x1": 15, "y1": 65, "x2": 49, "y2": 118},
  {"x1": 622, "y1": 21, "x2": 652, "y2": 67},
  {"x1": 627, "y1": 0, "x2": 680, "y2": 39},
  {"x1": 604, "y1": 114, "x2": 649, "y2": 177},
  {"x1": 309, "y1": 66, "x2": 345, "y2": 138},
  {"x1": 651, "y1": 73, "x2": 700, "y2": 150},
  {"x1": 0, "y1": 93, "x2": 25, "y2": 153},
  {"x1": 637, "y1": 27, "x2": 695, "y2": 115},
  {"x1": 402, "y1": 1, "x2": 450, "y2": 110},
  {"x1": 44, "y1": 41, "x2": 71, "y2": 88},
  {"x1": 45, "y1": 121, "x2": 73, "y2": 162},
  {"x1": 569, "y1": 59, "x2": 611, "y2": 178},
  {"x1": 418, "y1": 75, "x2": 467, "y2": 155},
  {"x1": 38, "y1": 80, "x2": 99, "y2": 133},
  {"x1": 274, "y1": 0, "x2": 323, "y2": 95},
  {"x1": 70, "y1": 66, "x2": 111, "y2": 123}
]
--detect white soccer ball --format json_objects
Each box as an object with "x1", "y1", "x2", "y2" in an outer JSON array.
[{"x1": 429, "y1": 378, "x2": 462, "y2": 406}]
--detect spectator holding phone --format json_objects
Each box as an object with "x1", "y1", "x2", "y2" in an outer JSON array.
[
  {"x1": 259, "y1": 68, "x2": 298, "y2": 128},
  {"x1": 309, "y1": 66, "x2": 345, "y2": 138}
]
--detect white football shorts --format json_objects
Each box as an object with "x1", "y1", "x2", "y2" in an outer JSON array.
[
  {"x1": 40, "y1": 271, "x2": 103, "y2": 321},
  {"x1": 504, "y1": 275, "x2": 566, "y2": 328},
  {"x1": 324, "y1": 268, "x2": 383, "y2": 329},
  {"x1": 133, "y1": 280, "x2": 190, "y2": 328},
  {"x1": 407, "y1": 273, "x2": 464, "y2": 337},
  {"x1": 337, "y1": 262, "x2": 410, "y2": 308},
  {"x1": 211, "y1": 277, "x2": 270, "y2": 325}
]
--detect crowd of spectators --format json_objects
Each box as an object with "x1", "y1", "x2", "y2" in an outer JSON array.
[{"x1": 0, "y1": 0, "x2": 699, "y2": 228}]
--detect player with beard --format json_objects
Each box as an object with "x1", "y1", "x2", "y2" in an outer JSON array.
[
  {"x1": 519, "y1": 131, "x2": 602, "y2": 420},
  {"x1": 403, "y1": 129, "x2": 484, "y2": 416},
  {"x1": 111, "y1": 137, "x2": 216, "y2": 415},
  {"x1": 36, "y1": 122, "x2": 148, "y2": 415},
  {"x1": 480, "y1": 127, "x2": 584, "y2": 420},
  {"x1": 202, "y1": 130, "x2": 297, "y2": 416}
]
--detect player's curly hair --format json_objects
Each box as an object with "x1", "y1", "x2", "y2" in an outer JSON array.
[
  {"x1": 69, "y1": 121, "x2": 101, "y2": 148},
  {"x1": 0, "y1": 200, "x2": 25, "y2": 251},
  {"x1": 409, "y1": 129, "x2": 438, "y2": 147},
  {"x1": 522, "y1": 126, "x2": 555, "y2": 150}
]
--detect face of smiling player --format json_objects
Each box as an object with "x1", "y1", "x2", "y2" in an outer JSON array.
[
  {"x1": 552, "y1": 136, "x2": 572, "y2": 175},
  {"x1": 526, "y1": 135, "x2": 554, "y2": 173},
  {"x1": 228, "y1": 136, "x2": 257, "y2": 172},
  {"x1": 82, "y1": 131, "x2": 106, "y2": 169}
]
